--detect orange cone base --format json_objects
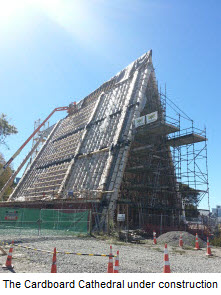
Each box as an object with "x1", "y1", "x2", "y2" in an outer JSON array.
[
  {"x1": 107, "y1": 263, "x2": 113, "y2": 273},
  {"x1": 2, "y1": 264, "x2": 14, "y2": 269},
  {"x1": 163, "y1": 266, "x2": 171, "y2": 273},
  {"x1": 194, "y1": 242, "x2": 200, "y2": 250},
  {"x1": 51, "y1": 267, "x2": 57, "y2": 273},
  {"x1": 206, "y1": 248, "x2": 212, "y2": 256}
]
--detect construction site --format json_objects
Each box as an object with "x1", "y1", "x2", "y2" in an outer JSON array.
[{"x1": 0, "y1": 50, "x2": 209, "y2": 237}]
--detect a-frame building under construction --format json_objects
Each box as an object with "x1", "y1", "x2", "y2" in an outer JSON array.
[{"x1": 5, "y1": 50, "x2": 209, "y2": 230}]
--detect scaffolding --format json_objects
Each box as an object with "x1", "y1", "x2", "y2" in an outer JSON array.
[{"x1": 119, "y1": 80, "x2": 209, "y2": 229}]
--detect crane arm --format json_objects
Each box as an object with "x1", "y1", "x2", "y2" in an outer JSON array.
[{"x1": 0, "y1": 106, "x2": 69, "y2": 177}]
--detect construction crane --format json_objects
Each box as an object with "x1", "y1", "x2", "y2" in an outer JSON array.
[{"x1": 0, "y1": 105, "x2": 76, "y2": 178}]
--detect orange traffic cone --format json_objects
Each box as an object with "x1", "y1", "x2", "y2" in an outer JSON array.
[
  {"x1": 206, "y1": 237, "x2": 212, "y2": 256},
  {"x1": 51, "y1": 248, "x2": 57, "y2": 273},
  {"x1": 179, "y1": 233, "x2": 183, "y2": 248},
  {"x1": 114, "y1": 250, "x2": 119, "y2": 273},
  {"x1": 163, "y1": 244, "x2": 171, "y2": 273},
  {"x1": 107, "y1": 245, "x2": 114, "y2": 273},
  {"x1": 153, "y1": 231, "x2": 157, "y2": 245},
  {"x1": 194, "y1": 233, "x2": 200, "y2": 250},
  {"x1": 2, "y1": 241, "x2": 14, "y2": 269}
]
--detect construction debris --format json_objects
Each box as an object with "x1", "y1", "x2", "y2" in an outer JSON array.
[{"x1": 118, "y1": 230, "x2": 145, "y2": 243}]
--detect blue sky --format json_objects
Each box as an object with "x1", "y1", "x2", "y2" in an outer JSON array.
[{"x1": 0, "y1": 0, "x2": 220, "y2": 209}]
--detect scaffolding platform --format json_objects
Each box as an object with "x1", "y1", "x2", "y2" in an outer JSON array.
[
  {"x1": 136, "y1": 121, "x2": 180, "y2": 137},
  {"x1": 178, "y1": 188, "x2": 208, "y2": 194},
  {"x1": 167, "y1": 133, "x2": 207, "y2": 147}
]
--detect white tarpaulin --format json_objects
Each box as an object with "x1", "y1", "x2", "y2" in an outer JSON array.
[{"x1": 112, "y1": 51, "x2": 151, "y2": 84}]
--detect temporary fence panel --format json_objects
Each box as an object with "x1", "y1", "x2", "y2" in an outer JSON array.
[
  {"x1": 0, "y1": 208, "x2": 89, "y2": 236},
  {"x1": 40, "y1": 209, "x2": 89, "y2": 233},
  {"x1": 0, "y1": 207, "x2": 39, "y2": 228}
]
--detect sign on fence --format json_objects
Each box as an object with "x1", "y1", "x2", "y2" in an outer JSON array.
[
  {"x1": 5, "y1": 210, "x2": 18, "y2": 221},
  {"x1": 117, "y1": 214, "x2": 125, "y2": 222}
]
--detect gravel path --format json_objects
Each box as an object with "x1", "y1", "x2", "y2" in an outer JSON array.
[{"x1": 0, "y1": 234, "x2": 221, "y2": 273}]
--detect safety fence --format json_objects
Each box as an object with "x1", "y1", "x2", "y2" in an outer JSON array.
[
  {"x1": 0, "y1": 240, "x2": 116, "y2": 257},
  {"x1": 0, "y1": 240, "x2": 118, "y2": 273},
  {"x1": 0, "y1": 208, "x2": 90, "y2": 237}
]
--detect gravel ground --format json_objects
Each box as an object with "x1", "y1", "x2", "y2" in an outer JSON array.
[{"x1": 0, "y1": 233, "x2": 220, "y2": 273}]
